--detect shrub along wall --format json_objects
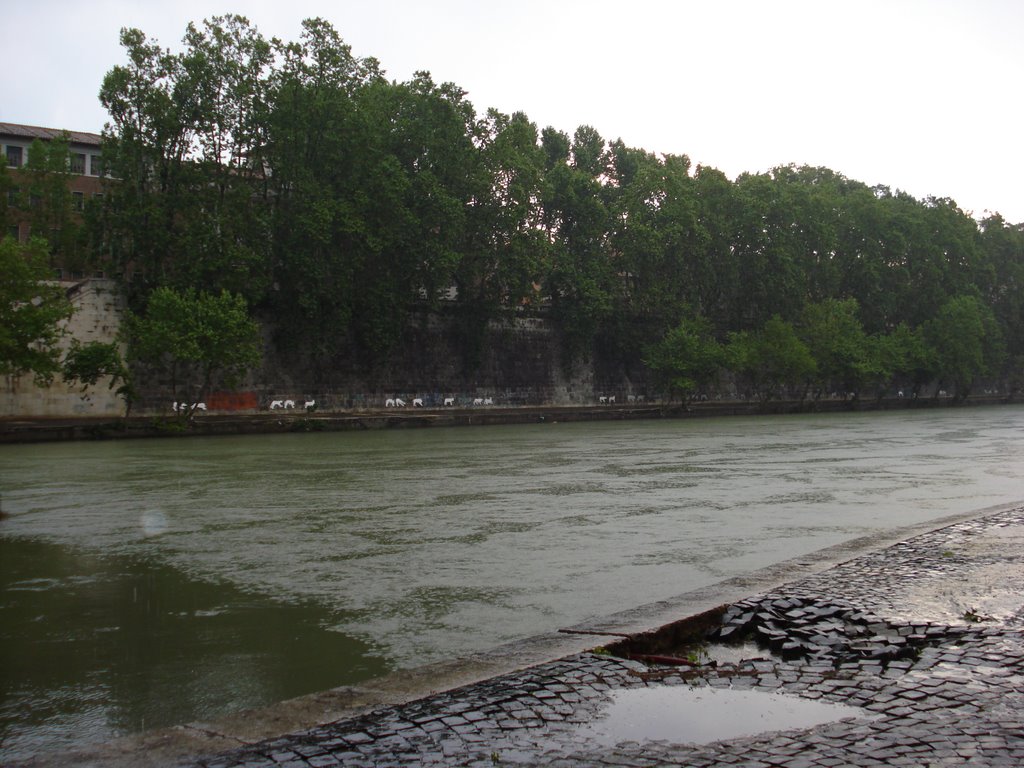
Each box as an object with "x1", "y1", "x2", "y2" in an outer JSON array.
[{"x1": 1, "y1": 279, "x2": 125, "y2": 418}]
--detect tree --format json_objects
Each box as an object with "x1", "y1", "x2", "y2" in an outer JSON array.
[
  {"x1": 924, "y1": 295, "x2": 1004, "y2": 400},
  {"x1": 345, "y1": 71, "x2": 477, "y2": 359},
  {"x1": 126, "y1": 287, "x2": 261, "y2": 416},
  {"x1": 0, "y1": 237, "x2": 73, "y2": 384},
  {"x1": 542, "y1": 125, "x2": 615, "y2": 362},
  {"x1": 455, "y1": 109, "x2": 548, "y2": 368},
  {"x1": 0, "y1": 159, "x2": 14, "y2": 236},
  {"x1": 728, "y1": 171, "x2": 808, "y2": 330},
  {"x1": 605, "y1": 144, "x2": 701, "y2": 325},
  {"x1": 863, "y1": 323, "x2": 932, "y2": 399},
  {"x1": 799, "y1": 298, "x2": 876, "y2": 396},
  {"x1": 644, "y1": 315, "x2": 724, "y2": 403},
  {"x1": 20, "y1": 135, "x2": 91, "y2": 271},
  {"x1": 61, "y1": 340, "x2": 136, "y2": 416},
  {"x1": 691, "y1": 165, "x2": 741, "y2": 328},
  {"x1": 978, "y1": 214, "x2": 1024, "y2": 365},
  {"x1": 263, "y1": 18, "x2": 384, "y2": 366},
  {"x1": 98, "y1": 26, "x2": 195, "y2": 302},
  {"x1": 90, "y1": 13, "x2": 1024, "y2": 397},
  {"x1": 727, "y1": 316, "x2": 816, "y2": 402},
  {"x1": 769, "y1": 166, "x2": 844, "y2": 305},
  {"x1": 99, "y1": 17, "x2": 274, "y2": 306}
]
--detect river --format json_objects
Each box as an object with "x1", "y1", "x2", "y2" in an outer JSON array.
[{"x1": 2, "y1": 406, "x2": 1023, "y2": 761}]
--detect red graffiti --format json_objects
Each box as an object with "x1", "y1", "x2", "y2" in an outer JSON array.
[{"x1": 206, "y1": 392, "x2": 258, "y2": 411}]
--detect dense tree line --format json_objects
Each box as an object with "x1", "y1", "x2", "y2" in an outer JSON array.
[{"x1": 11, "y1": 14, "x2": 1022, "y2": 402}]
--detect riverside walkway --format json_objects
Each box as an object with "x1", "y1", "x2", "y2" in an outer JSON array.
[{"x1": 35, "y1": 503, "x2": 1024, "y2": 767}]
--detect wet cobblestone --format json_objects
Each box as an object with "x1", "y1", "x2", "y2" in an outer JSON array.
[{"x1": 193, "y1": 506, "x2": 1024, "y2": 767}]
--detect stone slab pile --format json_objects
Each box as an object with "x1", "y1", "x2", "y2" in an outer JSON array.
[{"x1": 712, "y1": 593, "x2": 968, "y2": 666}]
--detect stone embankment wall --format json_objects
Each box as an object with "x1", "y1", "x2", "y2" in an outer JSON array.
[
  {"x1": 1, "y1": 279, "x2": 126, "y2": 418},
  {"x1": 5, "y1": 282, "x2": 1007, "y2": 420},
  {"x1": 243, "y1": 313, "x2": 644, "y2": 412},
  {"x1": 7, "y1": 286, "x2": 646, "y2": 418}
]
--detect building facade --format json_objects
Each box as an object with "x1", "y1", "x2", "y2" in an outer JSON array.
[
  {"x1": 2, "y1": 121, "x2": 105, "y2": 279},
  {"x1": 2, "y1": 123, "x2": 126, "y2": 417}
]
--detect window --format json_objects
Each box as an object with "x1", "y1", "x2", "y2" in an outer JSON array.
[
  {"x1": 72, "y1": 191, "x2": 85, "y2": 212},
  {"x1": 7, "y1": 186, "x2": 18, "y2": 206},
  {"x1": 8, "y1": 225, "x2": 18, "y2": 242},
  {"x1": 70, "y1": 153, "x2": 86, "y2": 174},
  {"x1": 5, "y1": 145, "x2": 23, "y2": 168},
  {"x1": 89, "y1": 154, "x2": 102, "y2": 176}
]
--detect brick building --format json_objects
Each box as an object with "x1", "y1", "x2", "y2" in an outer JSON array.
[{"x1": 2, "y1": 121, "x2": 105, "y2": 278}]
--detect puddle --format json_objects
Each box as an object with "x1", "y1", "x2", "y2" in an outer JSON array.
[
  {"x1": 576, "y1": 686, "x2": 871, "y2": 746},
  {"x1": 698, "y1": 641, "x2": 770, "y2": 666}
]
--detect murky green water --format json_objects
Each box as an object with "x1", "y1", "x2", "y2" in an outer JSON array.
[
  {"x1": 2, "y1": 407, "x2": 1023, "y2": 760},
  {"x1": 0, "y1": 540, "x2": 384, "y2": 759}
]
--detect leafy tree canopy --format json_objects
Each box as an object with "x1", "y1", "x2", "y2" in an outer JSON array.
[
  {"x1": 728, "y1": 316, "x2": 816, "y2": 401},
  {"x1": 91, "y1": 14, "x2": 1024, "y2": 395},
  {"x1": 126, "y1": 287, "x2": 261, "y2": 414},
  {"x1": 924, "y1": 295, "x2": 1004, "y2": 400},
  {"x1": 799, "y1": 298, "x2": 877, "y2": 395},
  {"x1": 644, "y1": 315, "x2": 724, "y2": 402},
  {"x1": 61, "y1": 340, "x2": 135, "y2": 415}
]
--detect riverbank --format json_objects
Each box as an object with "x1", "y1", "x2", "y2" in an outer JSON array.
[
  {"x1": 0, "y1": 394, "x2": 1012, "y2": 444},
  {"x1": 22, "y1": 500, "x2": 1024, "y2": 767}
]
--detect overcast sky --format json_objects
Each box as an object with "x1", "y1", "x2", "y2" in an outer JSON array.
[{"x1": 5, "y1": 0, "x2": 1023, "y2": 223}]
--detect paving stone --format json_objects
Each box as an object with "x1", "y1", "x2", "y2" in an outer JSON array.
[{"x1": 306, "y1": 756, "x2": 340, "y2": 767}]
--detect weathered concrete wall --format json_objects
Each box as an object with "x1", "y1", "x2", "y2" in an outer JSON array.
[{"x1": 1, "y1": 279, "x2": 126, "y2": 418}]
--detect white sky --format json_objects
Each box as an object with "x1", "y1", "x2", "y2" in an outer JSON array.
[{"x1": 5, "y1": 0, "x2": 1023, "y2": 223}]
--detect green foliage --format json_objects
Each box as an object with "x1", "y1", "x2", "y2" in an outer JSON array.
[
  {"x1": 98, "y1": 17, "x2": 274, "y2": 306},
  {"x1": 978, "y1": 215, "x2": 1024, "y2": 363},
  {"x1": 0, "y1": 237, "x2": 73, "y2": 383},
  {"x1": 799, "y1": 298, "x2": 877, "y2": 395},
  {"x1": 61, "y1": 340, "x2": 126, "y2": 387},
  {"x1": 0, "y1": 159, "x2": 11, "y2": 224},
  {"x1": 727, "y1": 316, "x2": 816, "y2": 401},
  {"x1": 729, "y1": 171, "x2": 809, "y2": 328},
  {"x1": 644, "y1": 315, "x2": 724, "y2": 402},
  {"x1": 865, "y1": 323, "x2": 932, "y2": 398},
  {"x1": 606, "y1": 144, "x2": 701, "y2": 326},
  {"x1": 126, "y1": 287, "x2": 261, "y2": 414},
  {"x1": 61, "y1": 340, "x2": 135, "y2": 414},
  {"x1": 924, "y1": 295, "x2": 1004, "y2": 399},
  {"x1": 93, "y1": 14, "x2": 1024, "y2": 396},
  {"x1": 9, "y1": 135, "x2": 95, "y2": 273},
  {"x1": 462, "y1": 111, "x2": 547, "y2": 305},
  {"x1": 543, "y1": 125, "x2": 617, "y2": 362}
]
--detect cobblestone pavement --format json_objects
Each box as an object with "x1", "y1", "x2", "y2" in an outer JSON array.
[{"x1": 193, "y1": 507, "x2": 1024, "y2": 767}]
